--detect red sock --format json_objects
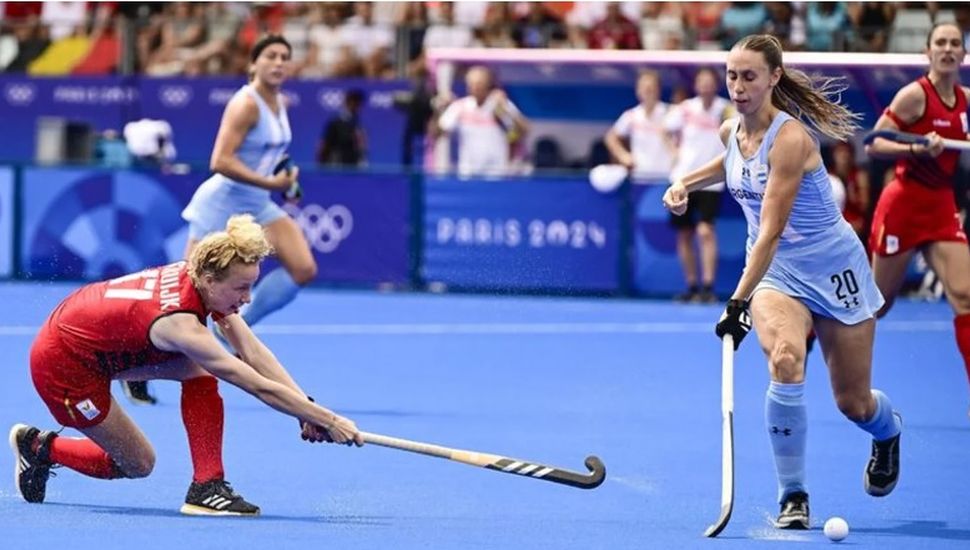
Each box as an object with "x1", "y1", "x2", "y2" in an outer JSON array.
[
  {"x1": 955, "y1": 314, "x2": 970, "y2": 387},
  {"x1": 181, "y1": 376, "x2": 225, "y2": 483},
  {"x1": 48, "y1": 438, "x2": 123, "y2": 479}
]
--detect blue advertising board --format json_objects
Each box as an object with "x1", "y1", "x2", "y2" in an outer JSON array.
[
  {"x1": 19, "y1": 167, "x2": 411, "y2": 285},
  {"x1": 0, "y1": 167, "x2": 13, "y2": 277},
  {"x1": 0, "y1": 76, "x2": 410, "y2": 167},
  {"x1": 20, "y1": 168, "x2": 197, "y2": 280},
  {"x1": 273, "y1": 172, "x2": 411, "y2": 285},
  {"x1": 423, "y1": 176, "x2": 621, "y2": 292},
  {"x1": 630, "y1": 184, "x2": 747, "y2": 297}
]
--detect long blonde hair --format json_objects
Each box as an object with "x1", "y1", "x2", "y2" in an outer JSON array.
[
  {"x1": 734, "y1": 34, "x2": 861, "y2": 141},
  {"x1": 188, "y1": 215, "x2": 272, "y2": 286}
]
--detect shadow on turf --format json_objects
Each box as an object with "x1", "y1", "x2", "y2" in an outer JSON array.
[
  {"x1": 43, "y1": 502, "x2": 392, "y2": 525},
  {"x1": 853, "y1": 520, "x2": 970, "y2": 541}
]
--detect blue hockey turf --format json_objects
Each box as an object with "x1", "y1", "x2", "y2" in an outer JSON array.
[{"x1": 0, "y1": 283, "x2": 967, "y2": 549}]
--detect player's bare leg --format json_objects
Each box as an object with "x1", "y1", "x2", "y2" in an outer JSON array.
[
  {"x1": 924, "y1": 240, "x2": 970, "y2": 402},
  {"x1": 871, "y1": 249, "x2": 916, "y2": 317}
]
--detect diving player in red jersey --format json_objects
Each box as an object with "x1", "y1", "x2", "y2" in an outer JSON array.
[
  {"x1": 866, "y1": 22, "x2": 970, "y2": 401},
  {"x1": 10, "y1": 215, "x2": 362, "y2": 516}
]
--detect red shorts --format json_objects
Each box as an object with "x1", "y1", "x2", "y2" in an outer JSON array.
[
  {"x1": 30, "y1": 323, "x2": 112, "y2": 429},
  {"x1": 869, "y1": 179, "x2": 967, "y2": 256}
]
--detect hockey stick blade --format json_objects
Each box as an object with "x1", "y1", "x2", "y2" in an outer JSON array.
[
  {"x1": 362, "y1": 431, "x2": 606, "y2": 490},
  {"x1": 486, "y1": 454, "x2": 606, "y2": 489},
  {"x1": 704, "y1": 411, "x2": 734, "y2": 537}
]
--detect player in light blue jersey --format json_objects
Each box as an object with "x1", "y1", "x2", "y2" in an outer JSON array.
[
  {"x1": 123, "y1": 36, "x2": 316, "y2": 405},
  {"x1": 663, "y1": 35, "x2": 902, "y2": 531}
]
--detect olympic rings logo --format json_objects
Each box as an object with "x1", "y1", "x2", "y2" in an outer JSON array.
[
  {"x1": 285, "y1": 203, "x2": 354, "y2": 253},
  {"x1": 4, "y1": 83, "x2": 35, "y2": 106}
]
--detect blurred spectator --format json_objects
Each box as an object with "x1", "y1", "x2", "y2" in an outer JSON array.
[
  {"x1": 393, "y1": 64, "x2": 435, "y2": 168},
  {"x1": 847, "y1": 2, "x2": 896, "y2": 52},
  {"x1": 806, "y1": 3, "x2": 848, "y2": 51},
  {"x1": 604, "y1": 70, "x2": 675, "y2": 180},
  {"x1": 423, "y1": 2, "x2": 473, "y2": 53},
  {"x1": 41, "y1": 1, "x2": 88, "y2": 41},
  {"x1": 434, "y1": 65, "x2": 530, "y2": 177},
  {"x1": 717, "y1": 2, "x2": 767, "y2": 50},
  {"x1": 145, "y1": 2, "x2": 206, "y2": 76},
  {"x1": 512, "y1": 2, "x2": 567, "y2": 48},
  {"x1": 587, "y1": 2, "x2": 642, "y2": 49},
  {"x1": 640, "y1": 3, "x2": 686, "y2": 50},
  {"x1": 663, "y1": 68, "x2": 732, "y2": 303},
  {"x1": 339, "y1": 2, "x2": 394, "y2": 78},
  {"x1": 281, "y1": 3, "x2": 315, "y2": 75},
  {"x1": 763, "y1": 2, "x2": 800, "y2": 50},
  {"x1": 186, "y1": 3, "x2": 243, "y2": 76},
  {"x1": 829, "y1": 141, "x2": 871, "y2": 244},
  {"x1": 304, "y1": 3, "x2": 348, "y2": 78},
  {"x1": 4, "y1": 17, "x2": 49, "y2": 73},
  {"x1": 475, "y1": 3, "x2": 516, "y2": 48},
  {"x1": 317, "y1": 89, "x2": 367, "y2": 167},
  {"x1": 566, "y1": 1, "x2": 640, "y2": 49},
  {"x1": 682, "y1": 2, "x2": 729, "y2": 48},
  {"x1": 397, "y1": 2, "x2": 429, "y2": 67}
]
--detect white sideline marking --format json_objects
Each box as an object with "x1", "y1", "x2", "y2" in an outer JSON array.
[{"x1": 0, "y1": 320, "x2": 951, "y2": 337}]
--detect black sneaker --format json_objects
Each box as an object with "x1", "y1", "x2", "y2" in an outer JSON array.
[
  {"x1": 693, "y1": 288, "x2": 719, "y2": 304},
  {"x1": 8, "y1": 423, "x2": 58, "y2": 503},
  {"x1": 180, "y1": 479, "x2": 260, "y2": 516},
  {"x1": 865, "y1": 413, "x2": 901, "y2": 497},
  {"x1": 121, "y1": 381, "x2": 157, "y2": 406},
  {"x1": 673, "y1": 287, "x2": 698, "y2": 303},
  {"x1": 774, "y1": 491, "x2": 810, "y2": 529}
]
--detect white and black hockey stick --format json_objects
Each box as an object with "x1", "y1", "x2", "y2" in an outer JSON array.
[
  {"x1": 704, "y1": 334, "x2": 735, "y2": 537},
  {"x1": 362, "y1": 431, "x2": 606, "y2": 490}
]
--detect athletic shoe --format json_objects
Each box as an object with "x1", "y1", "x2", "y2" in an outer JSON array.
[
  {"x1": 121, "y1": 381, "x2": 157, "y2": 406},
  {"x1": 774, "y1": 491, "x2": 810, "y2": 529},
  {"x1": 9, "y1": 423, "x2": 58, "y2": 503},
  {"x1": 673, "y1": 288, "x2": 698, "y2": 303},
  {"x1": 693, "y1": 289, "x2": 719, "y2": 304},
  {"x1": 865, "y1": 413, "x2": 902, "y2": 497},
  {"x1": 180, "y1": 478, "x2": 260, "y2": 516}
]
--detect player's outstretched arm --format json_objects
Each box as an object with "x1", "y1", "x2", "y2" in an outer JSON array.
[{"x1": 151, "y1": 313, "x2": 363, "y2": 446}]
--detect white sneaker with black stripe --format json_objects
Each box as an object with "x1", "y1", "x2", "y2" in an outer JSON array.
[{"x1": 180, "y1": 478, "x2": 260, "y2": 516}]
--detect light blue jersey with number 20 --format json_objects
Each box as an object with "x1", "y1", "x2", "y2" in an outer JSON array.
[{"x1": 723, "y1": 112, "x2": 884, "y2": 324}]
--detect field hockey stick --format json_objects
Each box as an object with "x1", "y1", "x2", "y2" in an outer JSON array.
[
  {"x1": 704, "y1": 334, "x2": 735, "y2": 537},
  {"x1": 361, "y1": 431, "x2": 606, "y2": 490},
  {"x1": 863, "y1": 129, "x2": 970, "y2": 151}
]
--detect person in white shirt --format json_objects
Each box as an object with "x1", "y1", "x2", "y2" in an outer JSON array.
[
  {"x1": 435, "y1": 65, "x2": 530, "y2": 177},
  {"x1": 664, "y1": 68, "x2": 734, "y2": 303},
  {"x1": 604, "y1": 69, "x2": 676, "y2": 181}
]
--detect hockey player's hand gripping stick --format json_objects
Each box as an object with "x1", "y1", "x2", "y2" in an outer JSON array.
[
  {"x1": 361, "y1": 431, "x2": 606, "y2": 490},
  {"x1": 863, "y1": 129, "x2": 970, "y2": 152},
  {"x1": 704, "y1": 334, "x2": 735, "y2": 537}
]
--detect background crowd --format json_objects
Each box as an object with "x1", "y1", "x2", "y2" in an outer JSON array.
[{"x1": 2, "y1": 2, "x2": 970, "y2": 78}]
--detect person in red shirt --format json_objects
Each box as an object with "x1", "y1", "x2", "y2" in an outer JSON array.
[
  {"x1": 10, "y1": 215, "x2": 362, "y2": 516},
  {"x1": 866, "y1": 22, "x2": 970, "y2": 400}
]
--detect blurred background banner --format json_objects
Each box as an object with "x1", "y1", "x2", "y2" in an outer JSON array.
[
  {"x1": 19, "y1": 168, "x2": 195, "y2": 280},
  {"x1": 0, "y1": 167, "x2": 12, "y2": 277},
  {"x1": 0, "y1": 76, "x2": 410, "y2": 166},
  {"x1": 422, "y1": 176, "x2": 621, "y2": 292},
  {"x1": 630, "y1": 184, "x2": 747, "y2": 297},
  {"x1": 275, "y1": 172, "x2": 412, "y2": 285}
]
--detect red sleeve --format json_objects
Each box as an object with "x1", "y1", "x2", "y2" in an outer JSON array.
[{"x1": 882, "y1": 107, "x2": 907, "y2": 129}]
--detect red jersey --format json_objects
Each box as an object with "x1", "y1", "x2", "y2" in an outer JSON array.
[
  {"x1": 891, "y1": 75, "x2": 969, "y2": 189},
  {"x1": 45, "y1": 261, "x2": 213, "y2": 376}
]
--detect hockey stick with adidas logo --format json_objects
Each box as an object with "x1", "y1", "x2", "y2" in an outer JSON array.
[
  {"x1": 704, "y1": 334, "x2": 735, "y2": 537},
  {"x1": 361, "y1": 432, "x2": 606, "y2": 489}
]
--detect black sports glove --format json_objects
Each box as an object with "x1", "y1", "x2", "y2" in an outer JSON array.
[
  {"x1": 274, "y1": 155, "x2": 302, "y2": 202},
  {"x1": 715, "y1": 299, "x2": 751, "y2": 350}
]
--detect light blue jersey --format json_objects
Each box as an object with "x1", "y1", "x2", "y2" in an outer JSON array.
[
  {"x1": 182, "y1": 85, "x2": 292, "y2": 239},
  {"x1": 723, "y1": 112, "x2": 884, "y2": 323}
]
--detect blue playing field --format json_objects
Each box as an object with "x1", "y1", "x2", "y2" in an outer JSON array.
[{"x1": 0, "y1": 283, "x2": 967, "y2": 549}]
